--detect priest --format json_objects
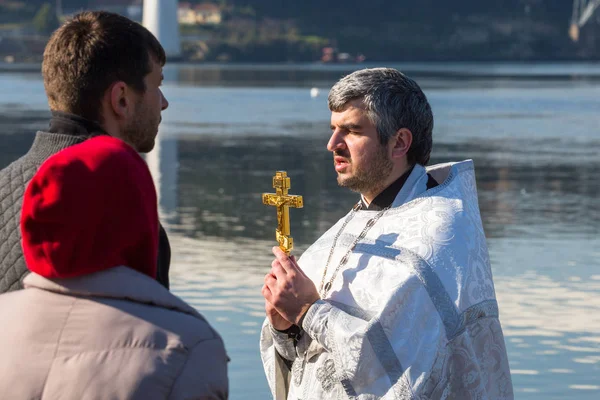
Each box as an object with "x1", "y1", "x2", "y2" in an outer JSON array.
[{"x1": 260, "y1": 68, "x2": 514, "y2": 399}]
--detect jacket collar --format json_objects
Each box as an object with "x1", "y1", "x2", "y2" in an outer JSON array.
[
  {"x1": 48, "y1": 111, "x2": 107, "y2": 136},
  {"x1": 26, "y1": 111, "x2": 108, "y2": 164},
  {"x1": 23, "y1": 266, "x2": 203, "y2": 320},
  {"x1": 26, "y1": 131, "x2": 88, "y2": 164}
]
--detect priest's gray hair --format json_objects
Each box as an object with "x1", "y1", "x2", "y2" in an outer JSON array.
[{"x1": 328, "y1": 68, "x2": 434, "y2": 165}]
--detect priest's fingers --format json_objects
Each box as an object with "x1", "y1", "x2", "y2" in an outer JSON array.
[
  {"x1": 265, "y1": 299, "x2": 275, "y2": 312},
  {"x1": 271, "y1": 259, "x2": 287, "y2": 279},
  {"x1": 264, "y1": 273, "x2": 278, "y2": 295},
  {"x1": 290, "y1": 254, "x2": 309, "y2": 278},
  {"x1": 264, "y1": 272, "x2": 278, "y2": 284},
  {"x1": 261, "y1": 283, "x2": 273, "y2": 303},
  {"x1": 285, "y1": 254, "x2": 307, "y2": 279},
  {"x1": 272, "y1": 246, "x2": 298, "y2": 275}
]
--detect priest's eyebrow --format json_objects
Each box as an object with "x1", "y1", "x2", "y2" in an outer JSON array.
[{"x1": 330, "y1": 123, "x2": 362, "y2": 131}]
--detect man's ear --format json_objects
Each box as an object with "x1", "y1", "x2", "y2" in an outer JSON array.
[
  {"x1": 108, "y1": 81, "x2": 131, "y2": 120},
  {"x1": 390, "y1": 128, "x2": 413, "y2": 159}
]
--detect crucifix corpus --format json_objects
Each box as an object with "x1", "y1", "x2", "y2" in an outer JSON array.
[{"x1": 262, "y1": 171, "x2": 303, "y2": 255}]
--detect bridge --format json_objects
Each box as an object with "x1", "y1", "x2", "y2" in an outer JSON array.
[
  {"x1": 570, "y1": 0, "x2": 600, "y2": 41},
  {"x1": 143, "y1": 0, "x2": 181, "y2": 59}
]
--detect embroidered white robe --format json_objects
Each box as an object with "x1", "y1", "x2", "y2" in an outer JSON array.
[{"x1": 260, "y1": 160, "x2": 514, "y2": 400}]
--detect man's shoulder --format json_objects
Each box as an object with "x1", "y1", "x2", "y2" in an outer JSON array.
[
  {"x1": 0, "y1": 152, "x2": 40, "y2": 177},
  {"x1": 0, "y1": 153, "x2": 42, "y2": 207},
  {"x1": 0, "y1": 130, "x2": 77, "y2": 203},
  {"x1": 0, "y1": 130, "x2": 86, "y2": 185},
  {"x1": 0, "y1": 135, "x2": 52, "y2": 180}
]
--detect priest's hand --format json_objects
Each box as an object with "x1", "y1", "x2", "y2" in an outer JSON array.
[
  {"x1": 264, "y1": 299, "x2": 293, "y2": 331},
  {"x1": 262, "y1": 247, "x2": 321, "y2": 326}
]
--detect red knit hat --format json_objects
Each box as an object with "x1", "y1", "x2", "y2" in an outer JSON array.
[{"x1": 21, "y1": 136, "x2": 158, "y2": 279}]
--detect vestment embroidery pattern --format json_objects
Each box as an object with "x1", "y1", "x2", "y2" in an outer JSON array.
[
  {"x1": 423, "y1": 317, "x2": 513, "y2": 399},
  {"x1": 316, "y1": 358, "x2": 337, "y2": 392}
]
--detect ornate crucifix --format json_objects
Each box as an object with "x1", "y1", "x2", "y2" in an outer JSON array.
[{"x1": 262, "y1": 171, "x2": 303, "y2": 255}]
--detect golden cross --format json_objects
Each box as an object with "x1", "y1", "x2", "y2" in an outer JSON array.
[{"x1": 262, "y1": 171, "x2": 303, "y2": 255}]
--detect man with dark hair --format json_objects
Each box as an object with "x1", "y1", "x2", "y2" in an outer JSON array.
[
  {"x1": 260, "y1": 68, "x2": 513, "y2": 399},
  {"x1": 0, "y1": 11, "x2": 171, "y2": 292}
]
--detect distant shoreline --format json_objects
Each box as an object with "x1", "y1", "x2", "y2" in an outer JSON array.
[{"x1": 4, "y1": 61, "x2": 600, "y2": 81}]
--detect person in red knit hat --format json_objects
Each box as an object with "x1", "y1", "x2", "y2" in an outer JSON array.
[{"x1": 0, "y1": 136, "x2": 229, "y2": 399}]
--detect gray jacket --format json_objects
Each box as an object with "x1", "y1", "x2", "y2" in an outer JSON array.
[{"x1": 0, "y1": 266, "x2": 229, "y2": 399}]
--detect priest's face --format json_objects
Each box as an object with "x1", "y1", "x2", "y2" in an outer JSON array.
[{"x1": 328, "y1": 99, "x2": 393, "y2": 196}]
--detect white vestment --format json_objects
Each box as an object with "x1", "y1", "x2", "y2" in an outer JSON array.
[{"x1": 260, "y1": 160, "x2": 514, "y2": 400}]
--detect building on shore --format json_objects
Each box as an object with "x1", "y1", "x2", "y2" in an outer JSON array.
[{"x1": 178, "y1": 2, "x2": 222, "y2": 25}]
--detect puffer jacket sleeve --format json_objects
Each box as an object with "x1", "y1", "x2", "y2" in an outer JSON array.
[{"x1": 168, "y1": 337, "x2": 229, "y2": 399}]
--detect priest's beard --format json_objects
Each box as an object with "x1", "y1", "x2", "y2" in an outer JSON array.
[{"x1": 336, "y1": 144, "x2": 393, "y2": 195}]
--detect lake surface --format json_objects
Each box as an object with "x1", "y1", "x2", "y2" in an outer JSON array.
[{"x1": 1, "y1": 63, "x2": 599, "y2": 399}]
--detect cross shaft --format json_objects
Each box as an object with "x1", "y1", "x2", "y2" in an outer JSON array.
[{"x1": 262, "y1": 171, "x2": 303, "y2": 255}]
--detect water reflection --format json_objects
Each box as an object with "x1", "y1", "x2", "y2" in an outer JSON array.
[
  {"x1": 491, "y1": 240, "x2": 600, "y2": 397},
  {"x1": 143, "y1": 135, "x2": 600, "y2": 245},
  {"x1": 146, "y1": 131, "x2": 179, "y2": 225}
]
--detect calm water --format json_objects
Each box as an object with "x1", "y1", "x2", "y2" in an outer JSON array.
[{"x1": 1, "y1": 63, "x2": 599, "y2": 399}]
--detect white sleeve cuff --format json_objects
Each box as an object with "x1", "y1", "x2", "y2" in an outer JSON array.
[{"x1": 301, "y1": 299, "x2": 334, "y2": 346}]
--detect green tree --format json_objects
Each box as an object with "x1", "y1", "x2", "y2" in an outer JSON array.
[{"x1": 33, "y1": 3, "x2": 59, "y2": 35}]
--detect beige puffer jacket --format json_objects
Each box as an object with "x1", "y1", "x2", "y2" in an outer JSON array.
[{"x1": 0, "y1": 266, "x2": 229, "y2": 400}]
